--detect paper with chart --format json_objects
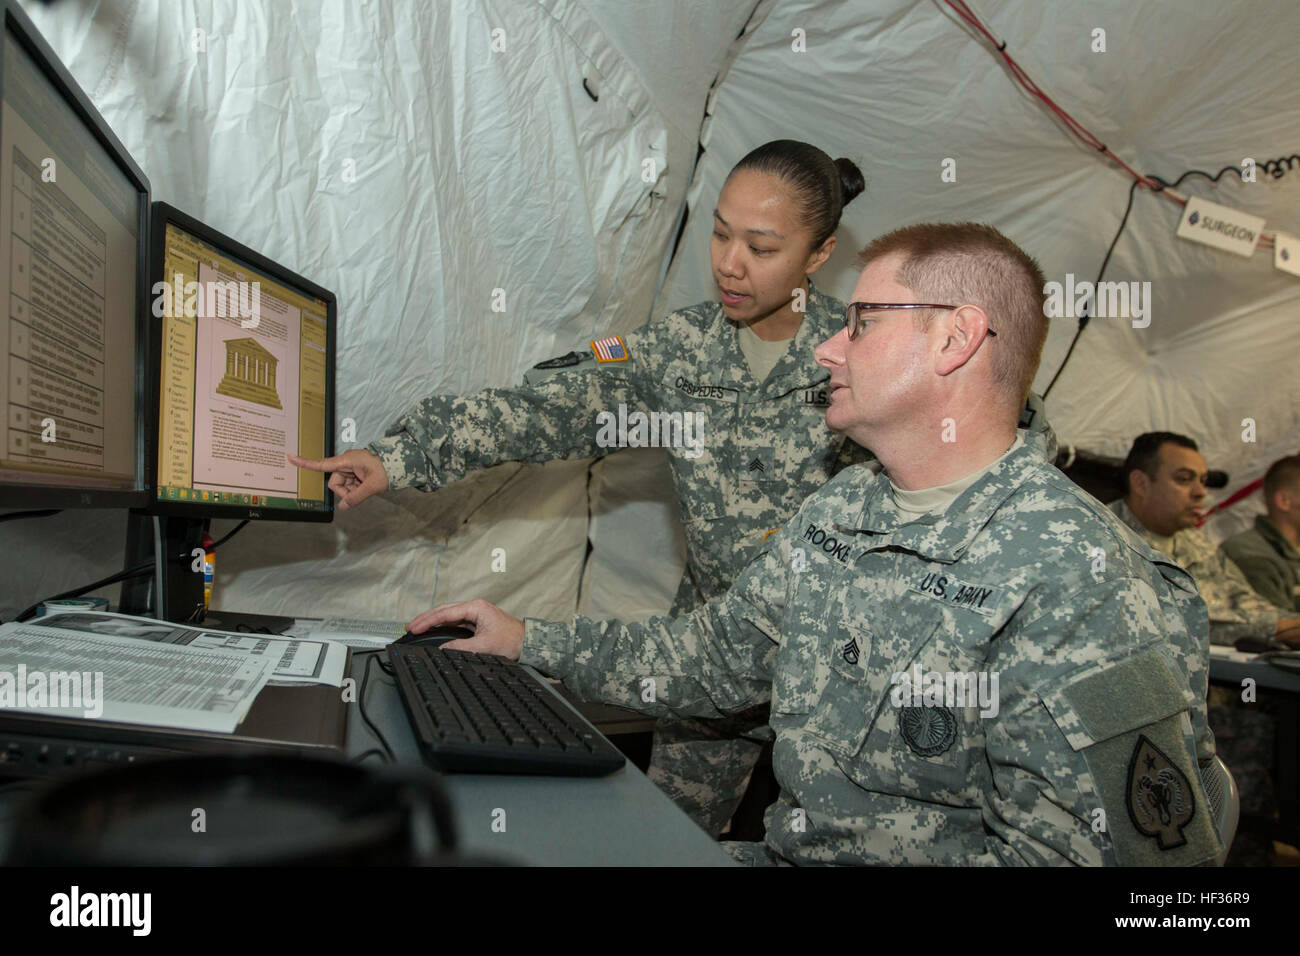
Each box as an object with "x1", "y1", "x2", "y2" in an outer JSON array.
[
  {"x1": 29, "y1": 609, "x2": 348, "y2": 687},
  {"x1": 0, "y1": 621, "x2": 272, "y2": 733}
]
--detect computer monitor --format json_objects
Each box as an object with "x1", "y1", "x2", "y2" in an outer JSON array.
[
  {"x1": 0, "y1": 0, "x2": 150, "y2": 509},
  {"x1": 147, "y1": 202, "x2": 336, "y2": 522},
  {"x1": 120, "y1": 203, "x2": 335, "y2": 622}
]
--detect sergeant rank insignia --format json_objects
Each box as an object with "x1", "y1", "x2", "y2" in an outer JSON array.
[
  {"x1": 1125, "y1": 735, "x2": 1195, "y2": 850},
  {"x1": 899, "y1": 706, "x2": 957, "y2": 757},
  {"x1": 590, "y1": 335, "x2": 629, "y2": 363},
  {"x1": 841, "y1": 637, "x2": 860, "y2": 665}
]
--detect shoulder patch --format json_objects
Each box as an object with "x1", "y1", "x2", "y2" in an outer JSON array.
[
  {"x1": 590, "y1": 335, "x2": 630, "y2": 363},
  {"x1": 1126, "y1": 734, "x2": 1196, "y2": 850}
]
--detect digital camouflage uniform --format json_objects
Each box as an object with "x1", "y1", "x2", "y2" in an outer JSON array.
[
  {"x1": 369, "y1": 283, "x2": 1057, "y2": 836},
  {"x1": 1108, "y1": 498, "x2": 1279, "y2": 647},
  {"x1": 520, "y1": 441, "x2": 1220, "y2": 865},
  {"x1": 1109, "y1": 497, "x2": 1279, "y2": 864}
]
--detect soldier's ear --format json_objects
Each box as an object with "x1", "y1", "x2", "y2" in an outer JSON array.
[
  {"x1": 804, "y1": 235, "x2": 836, "y2": 276},
  {"x1": 1129, "y1": 469, "x2": 1150, "y2": 498}
]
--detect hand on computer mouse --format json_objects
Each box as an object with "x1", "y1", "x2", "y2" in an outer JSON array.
[
  {"x1": 288, "y1": 449, "x2": 389, "y2": 510},
  {"x1": 407, "y1": 599, "x2": 525, "y2": 660}
]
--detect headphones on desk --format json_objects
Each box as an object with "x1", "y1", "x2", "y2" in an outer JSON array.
[{"x1": 3, "y1": 753, "x2": 501, "y2": 866}]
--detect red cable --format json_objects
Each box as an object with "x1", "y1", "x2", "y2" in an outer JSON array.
[{"x1": 943, "y1": 0, "x2": 1160, "y2": 190}]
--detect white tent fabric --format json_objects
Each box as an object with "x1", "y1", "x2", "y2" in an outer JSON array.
[
  {"x1": 658, "y1": 0, "x2": 1300, "y2": 547},
  {"x1": 6, "y1": 0, "x2": 1298, "y2": 624}
]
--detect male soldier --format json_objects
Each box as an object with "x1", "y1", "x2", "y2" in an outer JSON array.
[
  {"x1": 415, "y1": 222, "x2": 1219, "y2": 865},
  {"x1": 1108, "y1": 433, "x2": 1300, "y2": 647},
  {"x1": 1110, "y1": 434, "x2": 1295, "y2": 864},
  {"x1": 1221, "y1": 455, "x2": 1300, "y2": 618},
  {"x1": 290, "y1": 159, "x2": 1057, "y2": 839}
]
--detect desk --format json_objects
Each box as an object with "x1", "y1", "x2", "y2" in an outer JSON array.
[
  {"x1": 0, "y1": 649, "x2": 733, "y2": 867},
  {"x1": 1209, "y1": 651, "x2": 1300, "y2": 851},
  {"x1": 347, "y1": 653, "x2": 732, "y2": 865}
]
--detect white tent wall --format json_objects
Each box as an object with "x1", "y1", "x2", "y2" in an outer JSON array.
[
  {"x1": 5, "y1": 0, "x2": 1298, "y2": 624},
  {"x1": 660, "y1": 0, "x2": 1300, "y2": 547},
  {"x1": 4, "y1": 0, "x2": 757, "y2": 623}
]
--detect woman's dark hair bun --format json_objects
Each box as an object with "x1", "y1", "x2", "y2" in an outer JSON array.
[
  {"x1": 731, "y1": 140, "x2": 863, "y2": 246},
  {"x1": 834, "y1": 158, "x2": 866, "y2": 208}
]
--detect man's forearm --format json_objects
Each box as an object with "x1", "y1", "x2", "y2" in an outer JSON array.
[{"x1": 519, "y1": 604, "x2": 773, "y2": 720}]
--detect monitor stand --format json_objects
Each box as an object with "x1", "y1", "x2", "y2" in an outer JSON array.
[{"x1": 120, "y1": 511, "x2": 207, "y2": 623}]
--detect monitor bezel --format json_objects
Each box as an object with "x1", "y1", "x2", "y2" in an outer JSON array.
[
  {"x1": 0, "y1": 0, "x2": 152, "y2": 510},
  {"x1": 145, "y1": 201, "x2": 336, "y2": 523}
]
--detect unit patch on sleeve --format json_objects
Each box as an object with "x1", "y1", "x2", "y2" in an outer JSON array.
[{"x1": 1126, "y1": 734, "x2": 1195, "y2": 850}]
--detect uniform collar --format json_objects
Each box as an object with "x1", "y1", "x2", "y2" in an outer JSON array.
[
  {"x1": 1109, "y1": 497, "x2": 1149, "y2": 539},
  {"x1": 718, "y1": 280, "x2": 840, "y2": 398},
  {"x1": 1110, "y1": 497, "x2": 1211, "y2": 563},
  {"x1": 756, "y1": 280, "x2": 841, "y2": 396},
  {"x1": 1255, "y1": 514, "x2": 1300, "y2": 560},
  {"x1": 834, "y1": 437, "x2": 1042, "y2": 563}
]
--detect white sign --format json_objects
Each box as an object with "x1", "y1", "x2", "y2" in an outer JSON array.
[
  {"x1": 1274, "y1": 231, "x2": 1300, "y2": 278},
  {"x1": 1175, "y1": 196, "x2": 1265, "y2": 258}
]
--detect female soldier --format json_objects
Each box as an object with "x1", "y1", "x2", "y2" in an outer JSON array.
[{"x1": 294, "y1": 141, "x2": 1052, "y2": 835}]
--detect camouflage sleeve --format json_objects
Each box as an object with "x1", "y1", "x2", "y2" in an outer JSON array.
[
  {"x1": 1149, "y1": 561, "x2": 1215, "y2": 762},
  {"x1": 1203, "y1": 552, "x2": 1280, "y2": 647},
  {"x1": 366, "y1": 328, "x2": 651, "y2": 492},
  {"x1": 982, "y1": 578, "x2": 1220, "y2": 866},
  {"x1": 518, "y1": 520, "x2": 793, "y2": 717}
]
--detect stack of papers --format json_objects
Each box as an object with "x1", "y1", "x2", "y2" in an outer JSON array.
[
  {"x1": 284, "y1": 616, "x2": 407, "y2": 649},
  {"x1": 0, "y1": 610, "x2": 350, "y2": 734}
]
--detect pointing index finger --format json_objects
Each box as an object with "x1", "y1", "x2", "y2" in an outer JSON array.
[{"x1": 287, "y1": 453, "x2": 336, "y2": 472}]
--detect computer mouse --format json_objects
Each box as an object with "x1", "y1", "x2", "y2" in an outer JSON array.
[{"x1": 393, "y1": 625, "x2": 474, "y2": 648}]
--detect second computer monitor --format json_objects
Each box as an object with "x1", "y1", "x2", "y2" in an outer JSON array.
[
  {"x1": 0, "y1": 1, "x2": 150, "y2": 509},
  {"x1": 148, "y1": 203, "x2": 335, "y2": 521}
]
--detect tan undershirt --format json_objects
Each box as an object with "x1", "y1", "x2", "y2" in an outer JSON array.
[
  {"x1": 738, "y1": 321, "x2": 794, "y2": 384},
  {"x1": 890, "y1": 434, "x2": 1025, "y2": 517}
]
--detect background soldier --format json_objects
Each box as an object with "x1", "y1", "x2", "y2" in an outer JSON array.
[
  {"x1": 1110, "y1": 432, "x2": 1295, "y2": 865},
  {"x1": 1222, "y1": 454, "x2": 1300, "y2": 618}
]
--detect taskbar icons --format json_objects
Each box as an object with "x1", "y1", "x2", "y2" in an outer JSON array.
[{"x1": 156, "y1": 486, "x2": 325, "y2": 510}]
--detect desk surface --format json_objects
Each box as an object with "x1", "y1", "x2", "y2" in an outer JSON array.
[
  {"x1": 1209, "y1": 650, "x2": 1300, "y2": 693},
  {"x1": 350, "y1": 653, "x2": 733, "y2": 866}
]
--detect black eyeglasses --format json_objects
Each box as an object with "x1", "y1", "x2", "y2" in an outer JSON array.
[{"x1": 844, "y1": 302, "x2": 998, "y2": 341}]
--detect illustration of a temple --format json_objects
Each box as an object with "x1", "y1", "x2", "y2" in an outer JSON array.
[{"x1": 216, "y1": 337, "x2": 283, "y2": 409}]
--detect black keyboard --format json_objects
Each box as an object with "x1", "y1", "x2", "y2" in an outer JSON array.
[{"x1": 388, "y1": 646, "x2": 625, "y2": 776}]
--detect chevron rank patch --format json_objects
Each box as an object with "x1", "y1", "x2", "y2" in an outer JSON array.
[{"x1": 590, "y1": 335, "x2": 629, "y2": 363}]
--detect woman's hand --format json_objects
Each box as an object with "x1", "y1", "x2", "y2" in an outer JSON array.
[{"x1": 288, "y1": 449, "x2": 389, "y2": 510}]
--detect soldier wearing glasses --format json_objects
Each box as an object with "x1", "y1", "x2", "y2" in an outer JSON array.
[{"x1": 414, "y1": 222, "x2": 1220, "y2": 865}]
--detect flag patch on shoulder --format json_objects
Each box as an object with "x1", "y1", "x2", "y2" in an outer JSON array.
[{"x1": 590, "y1": 336, "x2": 629, "y2": 363}]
